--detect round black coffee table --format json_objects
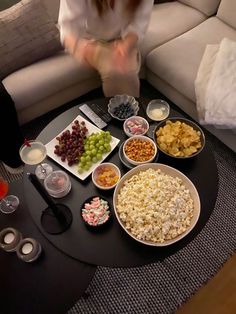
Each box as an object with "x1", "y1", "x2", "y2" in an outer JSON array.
[
  {"x1": 0, "y1": 181, "x2": 96, "y2": 314},
  {"x1": 23, "y1": 98, "x2": 219, "y2": 267}
]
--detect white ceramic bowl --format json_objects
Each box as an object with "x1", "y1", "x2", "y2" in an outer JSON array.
[
  {"x1": 123, "y1": 135, "x2": 157, "y2": 166},
  {"x1": 108, "y1": 94, "x2": 139, "y2": 121},
  {"x1": 123, "y1": 116, "x2": 149, "y2": 137},
  {"x1": 92, "y1": 162, "x2": 121, "y2": 190},
  {"x1": 113, "y1": 163, "x2": 201, "y2": 246}
]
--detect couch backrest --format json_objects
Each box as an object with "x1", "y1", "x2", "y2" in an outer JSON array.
[
  {"x1": 178, "y1": 0, "x2": 221, "y2": 16},
  {"x1": 217, "y1": 0, "x2": 236, "y2": 29},
  {"x1": 41, "y1": 0, "x2": 60, "y2": 22}
]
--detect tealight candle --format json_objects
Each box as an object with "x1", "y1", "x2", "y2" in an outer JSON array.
[
  {"x1": 4, "y1": 232, "x2": 15, "y2": 244},
  {"x1": 0, "y1": 228, "x2": 22, "y2": 252},
  {"x1": 21, "y1": 242, "x2": 33, "y2": 255}
]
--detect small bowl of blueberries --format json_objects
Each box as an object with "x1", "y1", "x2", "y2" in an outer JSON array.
[{"x1": 108, "y1": 94, "x2": 139, "y2": 121}]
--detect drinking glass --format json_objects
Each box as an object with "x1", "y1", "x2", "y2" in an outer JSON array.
[
  {"x1": 19, "y1": 140, "x2": 53, "y2": 180},
  {"x1": 0, "y1": 177, "x2": 19, "y2": 214}
]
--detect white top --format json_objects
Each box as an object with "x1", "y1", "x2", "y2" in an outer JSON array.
[{"x1": 58, "y1": 0, "x2": 154, "y2": 44}]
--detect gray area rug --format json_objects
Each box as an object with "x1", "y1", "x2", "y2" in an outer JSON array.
[
  {"x1": 0, "y1": 162, "x2": 23, "y2": 183},
  {"x1": 5, "y1": 81, "x2": 235, "y2": 313},
  {"x1": 67, "y1": 135, "x2": 236, "y2": 314}
]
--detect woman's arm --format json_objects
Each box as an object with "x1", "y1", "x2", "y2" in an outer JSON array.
[{"x1": 58, "y1": 0, "x2": 87, "y2": 49}]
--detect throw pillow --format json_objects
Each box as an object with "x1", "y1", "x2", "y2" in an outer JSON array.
[{"x1": 0, "y1": 0, "x2": 62, "y2": 81}]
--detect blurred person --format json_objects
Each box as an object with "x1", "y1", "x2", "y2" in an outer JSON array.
[
  {"x1": 58, "y1": 0, "x2": 154, "y2": 97},
  {"x1": 0, "y1": 83, "x2": 24, "y2": 174}
]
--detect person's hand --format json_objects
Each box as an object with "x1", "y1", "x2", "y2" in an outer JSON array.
[
  {"x1": 64, "y1": 34, "x2": 97, "y2": 66},
  {"x1": 115, "y1": 32, "x2": 138, "y2": 57}
]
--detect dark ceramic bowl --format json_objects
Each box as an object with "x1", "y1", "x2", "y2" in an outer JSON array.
[
  {"x1": 153, "y1": 117, "x2": 205, "y2": 159},
  {"x1": 81, "y1": 196, "x2": 111, "y2": 228}
]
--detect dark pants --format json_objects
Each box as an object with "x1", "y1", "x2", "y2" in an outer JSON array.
[{"x1": 0, "y1": 82, "x2": 24, "y2": 168}]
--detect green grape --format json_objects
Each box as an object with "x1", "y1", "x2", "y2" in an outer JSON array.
[
  {"x1": 78, "y1": 167, "x2": 84, "y2": 174},
  {"x1": 85, "y1": 155, "x2": 91, "y2": 162},
  {"x1": 87, "y1": 150, "x2": 93, "y2": 156},
  {"x1": 91, "y1": 148, "x2": 97, "y2": 156},
  {"x1": 92, "y1": 156, "x2": 97, "y2": 163},
  {"x1": 99, "y1": 146, "x2": 105, "y2": 153},
  {"x1": 97, "y1": 153, "x2": 102, "y2": 160},
  {"x1": 84, "y1": 163, "x2": 90, "y2": 171},
  {"x1": 104, "y1": 143, "x2": 111, "y2": 152},
  {"x1": 89, "y1": 141, "x2": 95, "y2": 146},
  {"x1": 80, "y1": 156, "x2": 86, "y2": 163},
  {"x1": 98, "y1": 139, "x2": 105, "y2": 146}
]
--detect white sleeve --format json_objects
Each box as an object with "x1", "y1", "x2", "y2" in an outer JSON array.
[
  {"x1": 121, "y1": 0, "x2": 154, "y2": 43},
  {"x1": 58, "y1": 0, "x2": 87, "y2": 44}
]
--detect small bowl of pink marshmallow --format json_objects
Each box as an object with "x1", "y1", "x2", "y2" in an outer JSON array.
[{"x1": 123, "y1": 116, "x2": 149, "y2": 137}]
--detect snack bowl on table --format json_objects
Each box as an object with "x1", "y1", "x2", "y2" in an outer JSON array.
[
  {"x1": 44, "y1": 170, "x2": 71, "y2": 198},
  {"x1": 123, "y1": 116, "x2": 149, "y2": 137},
  {"x1": 113, "y1": 163, "x2": 201, "y2": 246},
  {"x1": 146, "y1": 99, "x2": 170, "y2": 121},
  {"x1": 153, "y1": 117, "x2": 205, "y2": 159},
  {"x1": 123, "y1": 135, "x2": 157, "y2": 166},
  {"x1": 108, "y1": 94, "x2": 139, "y2": 121},
  {"x1": 81, "y1": 196, "x2": 111, "y2": 228},
  {"x1": 92, "y1": 162, "x2": 121, "y2": 190}
]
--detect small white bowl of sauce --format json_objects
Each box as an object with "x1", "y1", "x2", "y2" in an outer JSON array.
[{"x1": 146, "y1": 99, "x2": 170, "y2": 121}]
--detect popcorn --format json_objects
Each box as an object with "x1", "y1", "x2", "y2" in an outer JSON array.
[{"x1": 116, "y1": 168, "x2": 194, "y2": 243}]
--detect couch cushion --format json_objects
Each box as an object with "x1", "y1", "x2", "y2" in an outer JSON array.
[
  {"x1": 3, "y1": 52, "x2": 98, "y2": 111},
  {"x1": 217, "y1": 0, "x2": 236, "y2": 30},
  {"x1": 178, "y1": 0, "x2": 221, "y2": 16},
  {"x1": 146, "y1": 17, "x2": 236, "y2": 102},
  {"x1": 41, "y1": 0, "x2": 60, "y2": 22},
  {"x1": 140, "y1": 2, "x2": 206, "y2": 59},
  {"x1": 0, "y1": 0, "x2": 62, "y2": 81}
]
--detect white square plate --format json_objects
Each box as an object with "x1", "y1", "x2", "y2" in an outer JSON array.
[{"x1": 45, "y1": 115, "x2": 120, "y2": 180}]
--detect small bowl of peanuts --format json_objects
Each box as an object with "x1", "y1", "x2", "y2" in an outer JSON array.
[
  {"x1": 123, "y1": 135, "x2": 157, "y2": 166},
  {"x1": 92, "y1": 162, "x2": 121, "y2": 190}
]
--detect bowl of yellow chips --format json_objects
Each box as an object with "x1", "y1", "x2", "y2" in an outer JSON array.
[{"x1": 153, "y1": 117, "x2": 205, "y2": 159}]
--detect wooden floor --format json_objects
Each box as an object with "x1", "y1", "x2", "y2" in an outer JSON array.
[{"x1": 176, "y1": 253, "x2": 236, "y2": 314}]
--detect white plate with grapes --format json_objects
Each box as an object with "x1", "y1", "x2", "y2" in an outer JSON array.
[{"x1": 45, "y1": 115, "x2": 120, "y2": 180}]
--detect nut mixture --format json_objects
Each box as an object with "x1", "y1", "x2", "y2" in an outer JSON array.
[
  {"x1": 116, "y1": 168, "x2": 194, "y2": 243},
  {"x1": 124, "y1": 138, "x2": 155, "y2": 162}
]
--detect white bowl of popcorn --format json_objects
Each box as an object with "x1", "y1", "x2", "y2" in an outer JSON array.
[{"x1": 113, "y1": 163, "x2": 200, "y2": 246}]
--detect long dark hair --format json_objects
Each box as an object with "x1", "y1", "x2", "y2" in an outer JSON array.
[{"x1": 92, "y1": 0, "x2": 142, "y2": 17}]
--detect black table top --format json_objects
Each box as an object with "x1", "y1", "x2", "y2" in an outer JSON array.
[
  {"x1": 0, "y1": 181, "x2": 96, "y2": 314},
  {"x1": 23, "y1": 98, "x2": 219, "y2": 267}
]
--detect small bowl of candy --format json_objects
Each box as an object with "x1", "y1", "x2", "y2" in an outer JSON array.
[
  {"x1": 108, "y1": 94, "x2": 139, "y2": 121},
  {"x1": 92, "y1": 162, "x2": 121, "y2": 190},
  {"x1": 123, "y1": 116, "x2": 149, "y2": 137},
  {"x1": 81, "y1": 196, "x2": 111, "y2": 228}
]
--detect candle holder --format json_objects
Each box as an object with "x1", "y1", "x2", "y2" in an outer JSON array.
[
  {"x1": 16, "y1": 238, "x2": 42, "y2": 263},
  {"x1": 0, "y1": 227, "x2": 22, "y2": 252},
  {"x1": 27, "y1": 173, "x2": 73, "y2": 235}
]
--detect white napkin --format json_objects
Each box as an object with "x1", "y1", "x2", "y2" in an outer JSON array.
[{"x1": 195, "y1": 38, "x2": 236, "y2": 129}]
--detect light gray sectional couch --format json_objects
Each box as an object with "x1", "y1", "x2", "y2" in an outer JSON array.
[{"x1": 1, "y1": 0, "x2": 236, "y2": 152}]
